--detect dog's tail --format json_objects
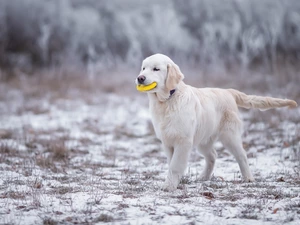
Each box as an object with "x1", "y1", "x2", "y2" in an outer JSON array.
[{"x1": 228, "y1": 89, "x2": 297, "y2": 110}]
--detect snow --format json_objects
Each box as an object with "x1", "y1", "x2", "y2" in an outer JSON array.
[{"x1": 0, "y1": 79, "x2": 299, "y2": 225}]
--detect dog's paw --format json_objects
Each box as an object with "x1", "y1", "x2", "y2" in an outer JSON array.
[
  {"x1": 244, "y1": 176, "x2": 255, "y2": 182},
  {"x1": 161, "y1": 181, "x2": 177, "y2": 192},
  {"x1": 198, "y1": 173, "x2": 211, "y2": 181}
]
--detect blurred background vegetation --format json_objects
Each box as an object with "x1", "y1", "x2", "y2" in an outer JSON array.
[{"x1": 0, "y1": 0, "x2": 299, "y2": 92}]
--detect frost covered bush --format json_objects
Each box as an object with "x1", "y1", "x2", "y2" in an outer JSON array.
[
  {"x1": 0, "y1": 0, "x2": 131, "y2": 69},
  {"x1": 119, "y1": 0, "x2": 196, "y2": 66},
  {"x1": 0, "y1": 0, "x2": 299, "y2": 72},
  {"x1": 174, "y1": 0, "x2": 300, "y2": 69}
]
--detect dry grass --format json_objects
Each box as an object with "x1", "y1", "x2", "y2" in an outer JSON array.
[{"x1": 0, "y1": 68, "x2": 299, "y2": 224}]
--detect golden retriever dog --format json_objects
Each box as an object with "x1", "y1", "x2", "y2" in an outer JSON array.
[{"x1": 135, "y1": 53, "x2": 297, "y2": 191}]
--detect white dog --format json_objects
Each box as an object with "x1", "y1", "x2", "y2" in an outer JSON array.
[{"x1": 135, "y1": 53, "x2": 297, "y2": 191}]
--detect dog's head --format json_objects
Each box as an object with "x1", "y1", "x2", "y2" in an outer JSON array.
[{"x1": 136, "y1": 54, "x2": 184, "y2": 93}]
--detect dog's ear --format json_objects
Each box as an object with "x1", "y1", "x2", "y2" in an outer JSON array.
[{"x1": 166, "y1": 63, "x2": 184, "y2": 90}]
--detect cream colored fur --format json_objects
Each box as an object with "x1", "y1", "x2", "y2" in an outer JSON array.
[{"x1": 136, "y1": 53, "x2": 297, "y2": 191}]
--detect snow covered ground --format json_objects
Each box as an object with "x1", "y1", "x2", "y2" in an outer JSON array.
[{"x1": 0, "y1": 73, "x2": 299, "y2": 224}]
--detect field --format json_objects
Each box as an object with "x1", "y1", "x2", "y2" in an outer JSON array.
[{"x1": 0, "y1": 69, "x2": 299, "y2": 225}]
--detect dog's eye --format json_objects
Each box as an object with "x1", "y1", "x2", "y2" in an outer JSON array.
[
  {"x1": 153, "y1": 67, "x2": 160, "y2": 71},
  {"x1": 142, "y1": 67, "x2": 145, "y2": 70}
]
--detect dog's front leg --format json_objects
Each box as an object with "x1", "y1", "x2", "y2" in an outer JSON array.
[
  {"x1": 162, "y1": 141, "x2": 192, "y2": 191},
  {"x1": 162, "y1": 144, "x2": 174, "y2": 165}
]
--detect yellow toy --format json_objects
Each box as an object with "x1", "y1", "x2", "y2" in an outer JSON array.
[{"x1": 136, "y1": 82, "x2": 157, "y2": 92}]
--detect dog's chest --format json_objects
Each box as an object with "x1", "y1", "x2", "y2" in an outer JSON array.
[
  {"x1": 150, "y1": 102, "x2": 169, "y2": 126},
  {"x1": 149, "y1": 101, "x2": 193, "y2": 141}
]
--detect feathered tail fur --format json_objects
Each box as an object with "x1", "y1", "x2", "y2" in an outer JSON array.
[{"x1": 228, "y1": 89, "x2": 297, "y2": 110}]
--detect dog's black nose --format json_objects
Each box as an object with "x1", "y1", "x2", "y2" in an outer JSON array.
[{"x1": 137, "y1": 75, "x2": 146, "y2": 84}]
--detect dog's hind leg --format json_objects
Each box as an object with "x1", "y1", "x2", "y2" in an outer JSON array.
[
  {"x1": 219, "y1": 112, "x2": 254, "y2": 182},
  {"x1": 197, "y1": 141, "x2": 217, "y2": 181}
]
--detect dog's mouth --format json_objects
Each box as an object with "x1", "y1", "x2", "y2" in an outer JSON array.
[{"x1": 136, "y1": 82, "x2": 157, "y2": 92}]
